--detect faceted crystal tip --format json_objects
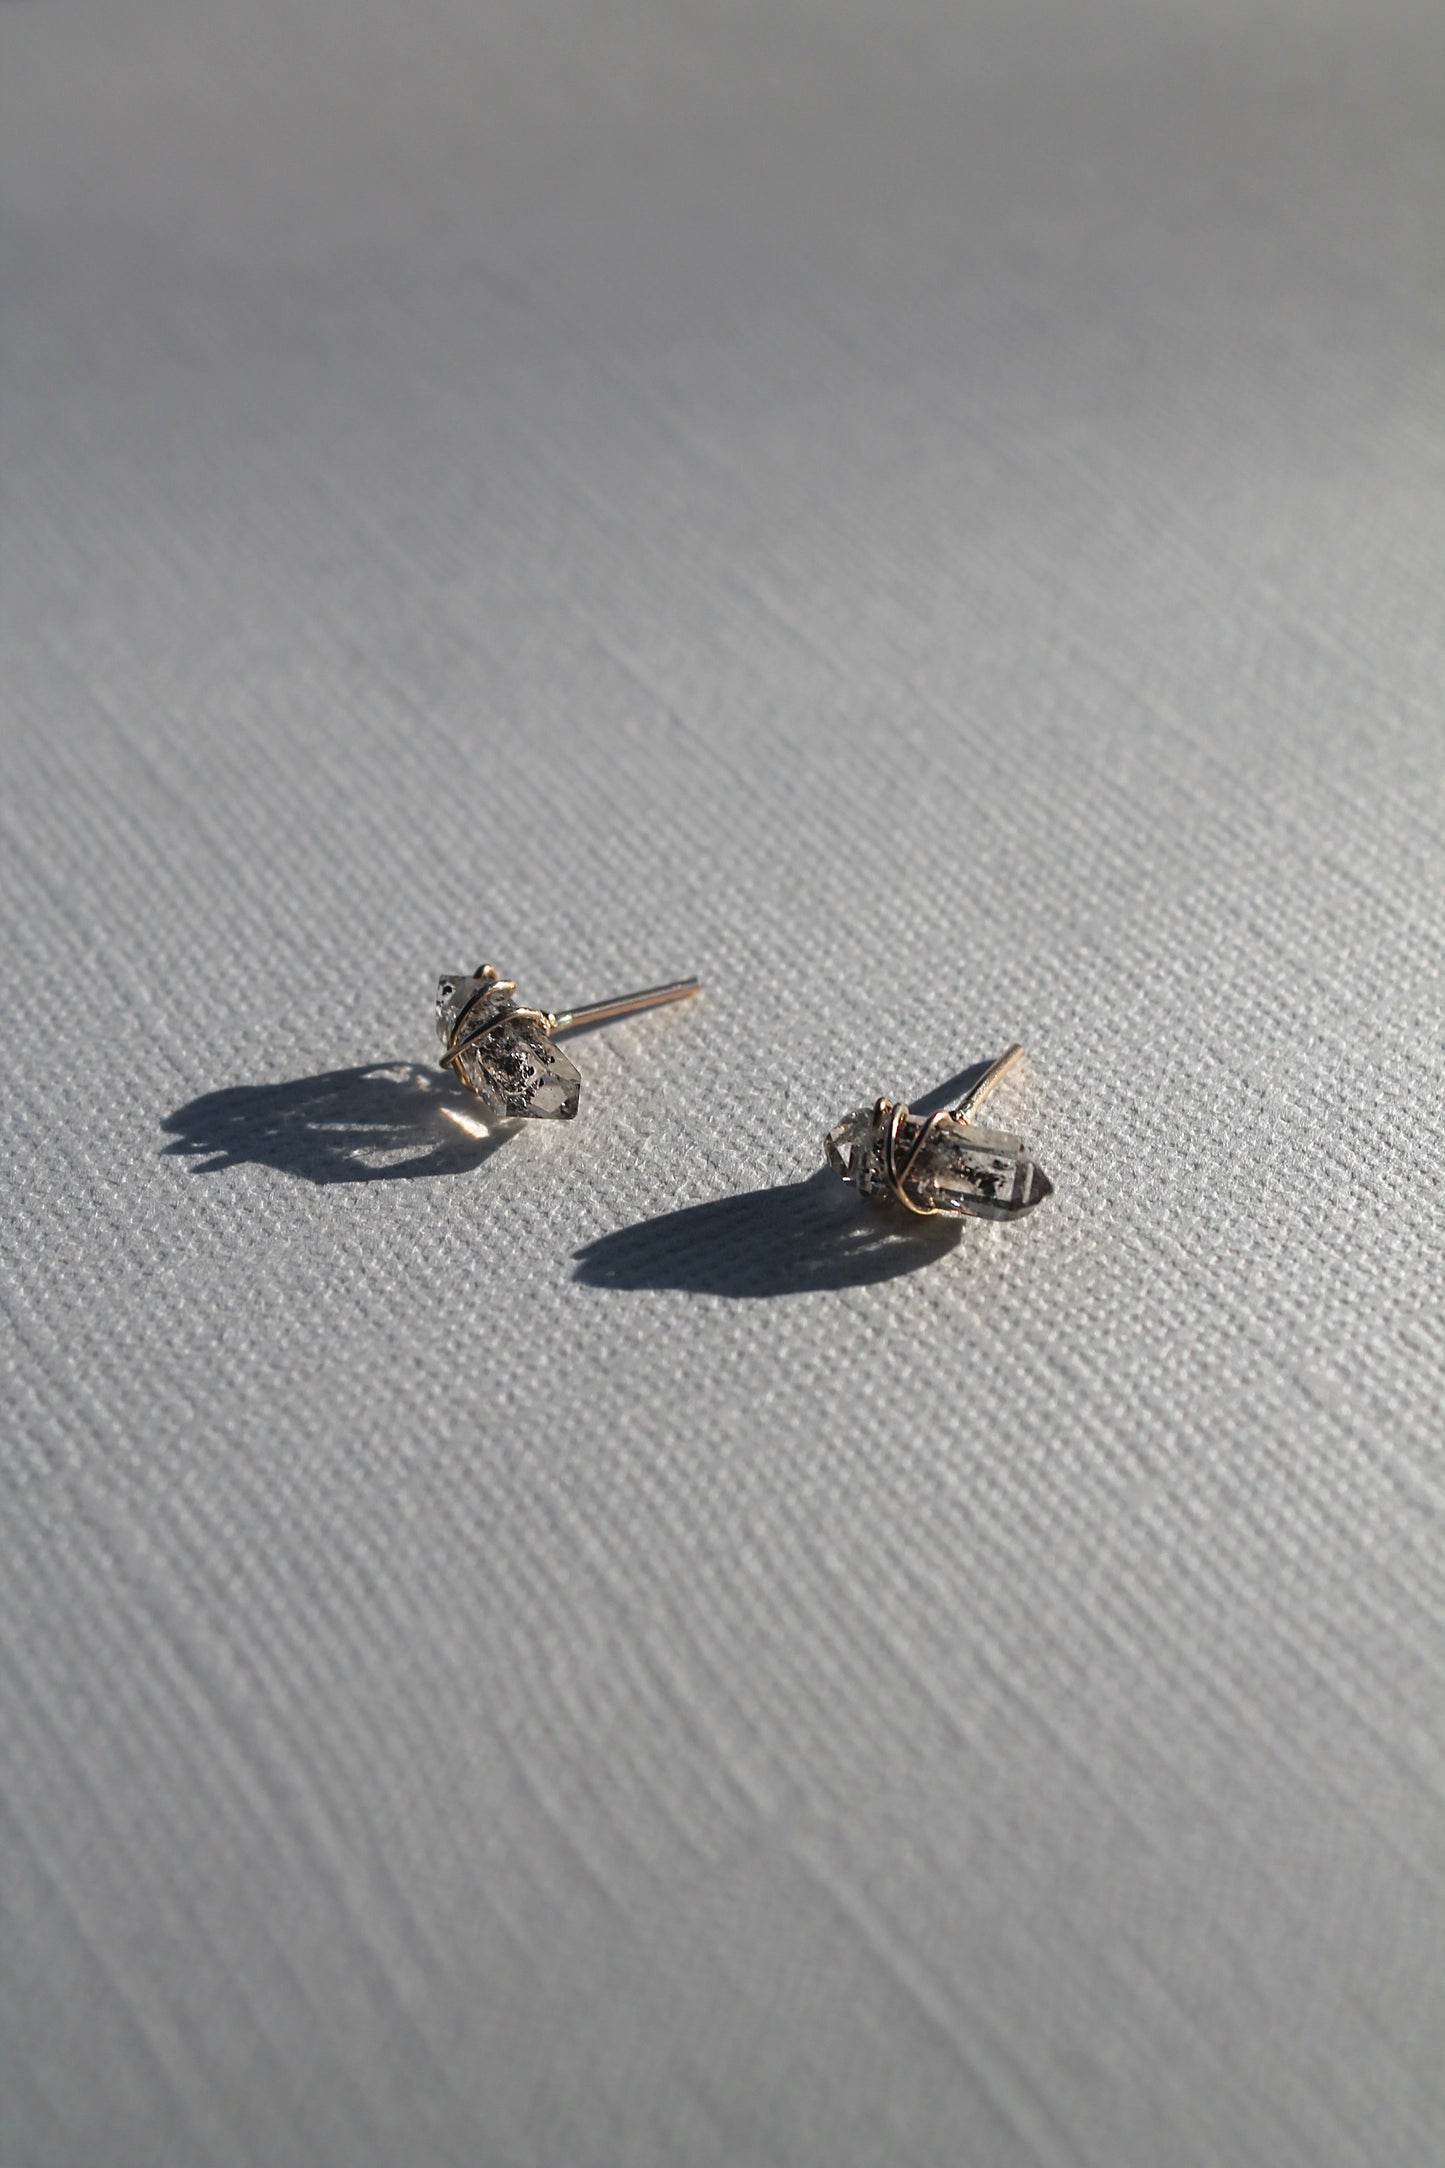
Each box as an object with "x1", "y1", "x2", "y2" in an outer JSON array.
[{"x1": 1020, "y1": 1163, "x2": 1053, "y2": 1209}]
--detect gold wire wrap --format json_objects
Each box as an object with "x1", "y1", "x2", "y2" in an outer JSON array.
[
  {"x1": 439, "y1": 965, "x2": 538, "y2": 1076},
  {"x1": 440, "y1": 965, "x2": 514, "y2": 1068},
  {"x1": 440, "y1": 1005, "x2": 552, "y2": 1076},
  {"x1": 872, "y1": 1045, "x2": 1029, "y2": 1216},
  {"x1": 880, "y1": 1101, "x2": 953, "y2": 1216}
]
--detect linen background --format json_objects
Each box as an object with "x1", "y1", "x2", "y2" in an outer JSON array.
[{"x1": 2, "y1": 2, "x2": 1443, "y2": 2163}]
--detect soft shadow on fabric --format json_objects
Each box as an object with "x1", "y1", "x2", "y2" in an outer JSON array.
[
  {"x1": 573, "y1": 1061, "x2": 1003, "y2": 1299},
  {"x1": 574, "y1": 1169, "x2": 964, "y2": 1296},
  {"x1": 161, "y1": 1063, "x2": 510, "y2": 1184}
]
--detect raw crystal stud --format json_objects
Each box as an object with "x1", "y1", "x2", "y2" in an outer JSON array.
[
  {"x1": 436, "y1": 963, "x2": 701, "y2": 1123},
  {"x1": 824, "y1": 1045, "x2": 1053, "y2": 1221}
]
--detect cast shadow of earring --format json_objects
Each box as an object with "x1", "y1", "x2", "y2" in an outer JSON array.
[
  {"x1": 160, "y1": 1063, "x2": 512, "y2": 1184},
  {"x1": 572, "y1": 1061, "x2": 996, "y2": 1299}
]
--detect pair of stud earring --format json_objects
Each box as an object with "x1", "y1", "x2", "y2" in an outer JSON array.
[{"x1": 435, "y1": 961, "x2": 1052, "y2": 1222}]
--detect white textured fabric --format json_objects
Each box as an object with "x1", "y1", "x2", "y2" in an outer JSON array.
[{"x1": 2, "y1": 1, "x2": 1443, "y2": 2162}]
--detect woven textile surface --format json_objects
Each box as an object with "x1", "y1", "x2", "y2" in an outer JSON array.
[{"x1": 2, "y1": 2, "x2": 1443, "y2": 2163}]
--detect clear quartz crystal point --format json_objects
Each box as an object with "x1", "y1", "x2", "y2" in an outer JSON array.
[
  {"x1": 436, "y1": 973, "x2": 581, "y2": 1121},
  {"x1": 824, "y1": 1105, "x2": 1052, "y2": 1220}
]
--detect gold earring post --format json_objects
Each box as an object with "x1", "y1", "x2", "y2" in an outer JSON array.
[
  {"x1": 548, "y1": 978, "x2": 702, "y2": 1035},
  {"x1": 953, "y1": 1042, "x2": 1025, "y2": 1122}
]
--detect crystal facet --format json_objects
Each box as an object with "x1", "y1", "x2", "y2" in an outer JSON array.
[
  {"x1": 436, "y1": 973, "x2": 581, "y2": 1121},
  {"x1": 824, "y1": 1104, "x2": 1051, "y2": 1219}
]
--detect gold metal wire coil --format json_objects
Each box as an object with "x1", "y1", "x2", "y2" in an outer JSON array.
[
  {"x1": 872, "y1": 1046, "x2": 1028, "y2": 1216},
  {"x1": 878, "y1": 1099, "x2": 956, "y2": 1217},
  {"x1": 441, "y1": 1002, "x2": 552, "y2": 1075}
]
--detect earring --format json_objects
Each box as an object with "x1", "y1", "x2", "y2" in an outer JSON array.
[
  {"x1": 436, "y1": 963, "x2": 701, "y2": 1122},
  {"x1": 824, "y1": 1044, "x2": 1053, "y2": 1220}
]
